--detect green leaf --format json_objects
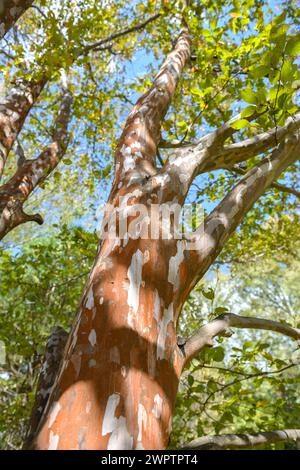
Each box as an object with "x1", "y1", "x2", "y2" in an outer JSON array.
[
  {"x1": 240, "y1": 88, "x2": 258, "y2": 104},
  {"x1": 212, "y1": 346, "x2": 225, "y2": 362},
  {"x1": 191, "y1": 88, "x2": 202, "y2": 97},
  {"x1": 177, "y1": 121, "x2": 187, "y2": 129},
  {"x1": 214, "y1": 306, "x2": 228, "y2": 315},
  {"x1": 285, "y1": 38, "x2": 300, "y2": 56},
  {"x1": 255, "y1": 89, "x2": 267, "y2": 104},
  {"x1": 221, "y1": 411, "x2": 234, "y2": 423},
  {"x1": 241, "y1": 105, "x2": 257, "y2": 118},
  {"x1": 250, "y1": 65, "x2": 269, "y2": 79},
  {"x1": 263, "y1": 351, "x2": 273, "y2": 361},
  {"x1": 188, "y1": 375, "x2": 194, "y2": 386},
  {"x1": 231, "y1": 118, "x2": 251, "y2": 130},
  {"x1": 202, "y1": 288, "x2": 215, "y2": 300},
  {"x1": 210, "y1": 18, "x2": 217, "y2": 31},
  {"x1": 102, "y1": 165, "x2": 111, "y2": 178},
  {"x1": 281, "y1": 61, "x2": 295, "y2": 82}
]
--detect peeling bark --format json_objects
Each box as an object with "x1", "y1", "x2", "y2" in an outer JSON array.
[
  {"x1": 0, "y1": 77, "x2": 47, "y2": 179},
  {"x1": 0, "y1": 88, "x2": 72, "y2": 238},
  {"x1": 185, "y1": 133, "x2": 300, "y2": 286},
  {"x1": 29, "y1": 21, "x2": 191, "y2": 451},
  {"x1": 0, "y1": 0, "x2": 34, "y2": 39},
  {"x1": 161, "y1": 112, "x2": 300, "y2": 197},
  {"x1": 24, "y1": 327, "x2": 68, "y2": 449}
]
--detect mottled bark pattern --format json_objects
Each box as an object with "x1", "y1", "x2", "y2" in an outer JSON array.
[
  {"x1": 0, "y1": 88, "x2": 72, "y2": 238},
  {"x1": 31, "y1": 23, "x2": 191, "y2": 451},
  {"x1": 0, "y1": 0, "x2": 33, "y2": 39},
  {"x1": 0, "y1": 78, "x2": 46, "y2": 178}
]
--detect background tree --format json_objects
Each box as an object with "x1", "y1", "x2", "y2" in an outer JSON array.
[{"x1": 0, "y1": 0, "x2": 299, "y2": 450}]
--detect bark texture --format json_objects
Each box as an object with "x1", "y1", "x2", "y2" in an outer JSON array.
[
  {"x1": 0, "y1": 88, "x2": 73, "y2": 238},
  {"x1": 24, "y1": 327, "x2": 68, "y2": 449},
  {"x1": 0, "y1": 0, "x2": 33, "y2": 39}
]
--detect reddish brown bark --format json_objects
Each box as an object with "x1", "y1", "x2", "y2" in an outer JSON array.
[
  {"x1": 34, "y1": 253, "x2": 184, "y2": 449},
  {"x1": 28, "y1": 22, "x2": 191, "y2": 451},
  {"x1": 0, "y1": 88, "x2": 72, "y2": 238},
  {"x1": 0, "y1": 77, "x2": 47, "y2": 179}
]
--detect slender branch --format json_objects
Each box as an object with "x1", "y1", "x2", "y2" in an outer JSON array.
[
  {"x1": 0, "y1": 1, "x2": 34, "y2": 39},
  {"x1": 181, "y1": 429, "x2": 300, "y2": 450},
  {"x1": 0, "y1": 47, "x2": 16, "y2": 60},
  {"x1": 159, "y1": 138, "x2": 193, "y2": 148},
  {"x1": 200, "y1": 363, "x2": 297, "y2": 412},
  {"x1": 272, "y1": 180, "x2": 300, "y2": 198},
  {"x1": 23, "y1": 326, "x2": 68, "y2": 450},
  {"x1": 0, "y1": 88, "x2": 73, "y2": 239},
  {"x1": 182, "y1": 312, "x2": 300, "y2": 367},
  {"x1": 216, "y1": 112, "x2": 300, "y2": 170},
  {"x1": 230, "y1": 165, "x2": 300, "y2": 199},
  {"x1": 200, "y1": 364, "x2": 251, "y2": 376},
  {"x1": 80, "y1": 13, "x2": 160, "y2": 55}
]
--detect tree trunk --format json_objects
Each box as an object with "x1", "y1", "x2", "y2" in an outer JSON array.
[
  {"x1": 28, "y1": 20, "x2": 192, "y2": 450},
  {"x1": 32, "y1": 234, "x2": 187, "y2": 449}
]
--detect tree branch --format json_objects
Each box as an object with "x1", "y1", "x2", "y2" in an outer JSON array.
[
  {"x1": 272, "y1": 180, "x2": 300, "y2": 198},
  {"x1": 0, "y1": 88, "x2": 73, "y2": 239},
  {"x1": 0, "y1": 13, "x2": 160, "y2": 179},
  {"x1": 0, "y1": 77, "x2": 47, "y2": 179},
  {"x1": 230, "y1": 165, "x2": 300, "y2": 199},
  {"x1": 80, "y1": 13, "x2": 160, "y2": 55},
  {"x1": 112, "y1": 20, "x2": 191, "y2": 187},
  {"x1": 182, "y1": 312, "x2": 300, "y2": 367},
  {"x1": 181, "y1": 429, "x2": 300, "y2": 450},
  {"x1": 216, "y1": 112, "x2": 300, "y2": 170},
  {"x1": 185, "y1": 133, "x2": 300, "y2": 283},
  {"x1": 161, "y1": 112, "x2": 300, "y2": 197},
  {"x1": 0, "y1": 0, "x2": 34, "y2": 39}
]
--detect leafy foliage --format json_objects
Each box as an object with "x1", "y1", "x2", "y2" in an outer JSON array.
[{"x1": 0, "y1": 226, "x2": 96, "y2": 448}]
